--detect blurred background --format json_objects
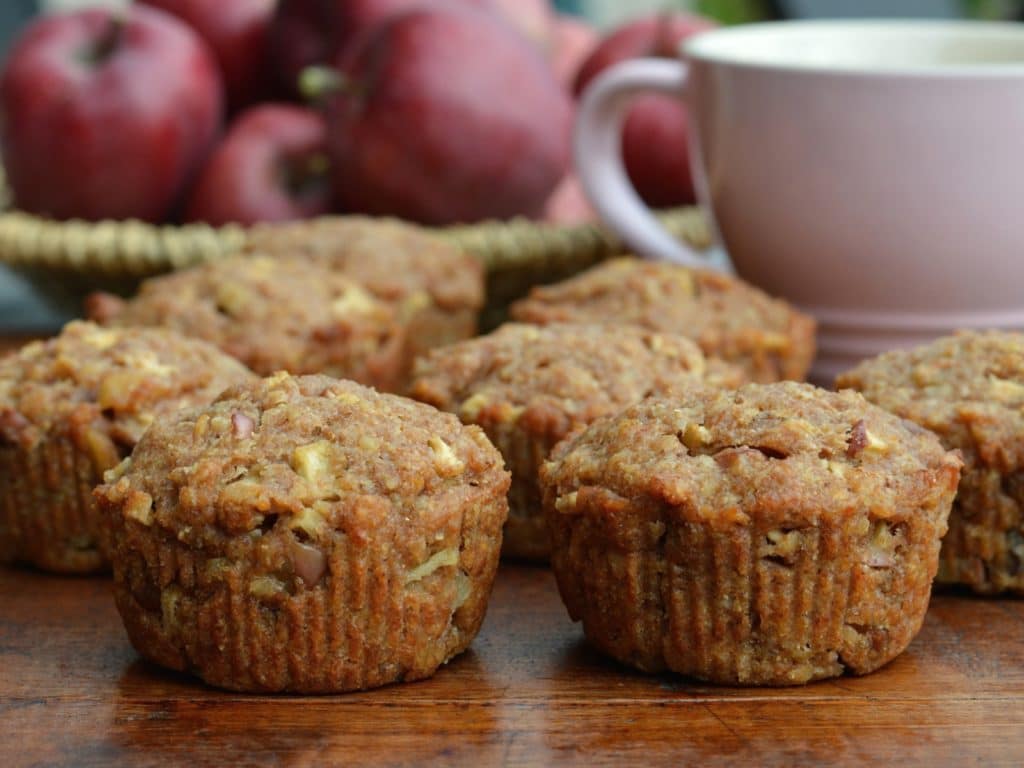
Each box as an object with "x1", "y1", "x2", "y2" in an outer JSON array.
[{"x1": 1, "y1": 0, "x2": 1022, "y2": 329}]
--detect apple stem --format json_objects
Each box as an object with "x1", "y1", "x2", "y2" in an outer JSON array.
[
  {"x1": 82, "y1": 13, "x2": 126, "y2": 67},
  {"x1": 282, "y1": 152, "x2": 331, "y2": 199},
  {"x1": 299, "y1": 66, "x2": 351, "y2": 104}
]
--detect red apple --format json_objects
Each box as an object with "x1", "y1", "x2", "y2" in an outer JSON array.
[
  {"x1": 271, "y1": 0, "x2": 450, "y2": 96},
  {"x1": 0, "y1": 6, "x2": 222, "y2": 222},
  {"x1": 575, "y1": 14, "x2": 716, "y2": 208},
  {"x1": 185, "y1": 104, "x2": 331, "y2": 226},
  {"x1": 323, "y1": 5, "x2": 571, "y2": 224},
  {"x1": 550, "y1": 13, "x2": 599, "y2": 90},
  {"x1": 270, "y1": 0, "x2": 555, "y2": 97},
  {"x1": 543, "y1": 173, "x2": 595, "y2": 225},
  {"x1": 139, "y1": 0, "x2": 275, "y2": 110}
]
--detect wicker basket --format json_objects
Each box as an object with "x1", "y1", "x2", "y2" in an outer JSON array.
[{"x1": 0, "y1": 175, "x2": 711, "y2": 325}]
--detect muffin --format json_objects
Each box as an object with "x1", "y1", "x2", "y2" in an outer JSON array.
[
  {"x1": 540, "y1": 382, "x2": 961, "y2": 685},
  {"x1": 94, "y1": 372, "x2": 510, "y2": 693},
  {"x1": 411, "y1": 323, "x2": 743, "y2": 560},
  {"x1": 87, "y1": 253, "x2": 407, "y2": 391},
  {"x1": 509, "y1": 258, "x2": 816, "y2": 383},
  {"x1": 837, "y1": 331, "x2": 1024, "y2": 594},
  {"x1": 244, "y1": 216, "x2": 485, "y2": 383},
  {"x1": 0, "y1": 321, "x2": 254, "y2": 574}
]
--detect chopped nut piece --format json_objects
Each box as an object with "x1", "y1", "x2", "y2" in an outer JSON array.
[
  {"x1": 215, "y1": 281, "x2": 250, "y2": 317},
  {"x1": 292, "y1": 441, "x2": 335, "y2": 487},
  {"x1": 987, "y1": 374, "x2": 1024, "y2": 399},
  {"x1": 825, "y1": 459, "x2": 846, "y2": 478},
  {"x1": 454, "y1": 569, "x2": 472, "y2": 608},
  {"x1": 289, "y1": 505, "x2": 327, "y2": 538},
  {"x1": 459, "y1": 392, "x2": 489, "y2": 421},
  {"x1": 160, "y1": 586, "x2": 183, "y2": 631},
  {"x1": 326, "y1": 388, "x2": 362, "y2": 405},
  {"x1": 759, "y1": 332, "x2": 792, "y2": 351},
  {"x1": 680, "y1": 423, "x2": 712, "y2": 452},
  {"x1": 249, "y1": 575, "x2": 287, "y2": 599},
  {"x1": 399, "y1": 290, "x2": 432, "y2": 319},
  {"x1": 265, "y1": 371, "x2": 291, "y2": 387},
  {"x1": 406, "y1": 547, "x2": 459, "y2": 583},
  {"x1": 846, "y1": 420, "x2": 887, "y2": 457},
  {"x1": 358, "y1": 433, "x2": 381, "y2": 453},
  {"x1": 291, "y1": 540, "x2": 327, "y2": 586},
  {"x1": 209, "y1": 414, "x2": 231, "y2": 434},
  {"x1": 124, "y1": 491, "x2": 154, "y2": 526},
  {"x1": 103, "y1": 457, "x2": 132, "y2": 484},
  {"x1": 126, "y1": 351, "x2": 174, "y2": 377},
  {"x1": 82, "y1": 328, "x2": 119, "y2": 350},
  {"x1": 761, "y1": 528, "x2": 801, "y2": 564},
  {"x1": 204, "y1": 558, "x2": 232, "y2": 580},
  {"x1": 865, "y1": 521, "x2": 902, "y2": 569},
  {"x1": 231, "y1": 412, "x2": 255, "y2": 439},
  {"x1": 98, "y1": 370, "x2": 142, "y2": 411},
  {"x1": 554, "y1": 491, "x2": 578, "y2": 512},
  {"x1": 84, "y1": 429, "x2": 120, "y2": 473},
  {"x1": 331, "y1": 284, "x2": 379, "y2": 316},
  {"x1": 428, "y1": 436, "x2": 465, "y2": 476},
  {"x1": 494, "y1": 403, "x2": 524, "y2": 424},
  {"x1": 193, "y1": 413, "x2": 211, "y2": 440}
]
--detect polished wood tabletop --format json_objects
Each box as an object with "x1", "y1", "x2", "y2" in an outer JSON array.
[{"x1": 1, "y1": 562, "x2": 1022, "y2": 767}]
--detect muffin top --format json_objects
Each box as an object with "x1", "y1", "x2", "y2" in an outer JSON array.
[
  {"x1": 88, "y1": 253, "x2": 402, "y2": 380},
  {"x1": 542, "y1": 381, "x2": 961, "y2": 531},
  {"x1": 411, "y1": 323, "x2": 743, "y2": 443},
  {"x1": 836, "y1": 331, "x2": 1024, "y2": 472},
  {"x1": 509, "y1": 258, "x2": 816, "y2": 382},
  {"x1": 0, "y1": 320, "x2": 253, "y2": 458},
  {"x1": 244, "y1": 216, "x2": 484, "y2": 313},
  {"x1": 97, "y1": 373, "x2": 509, "y2": 553}
]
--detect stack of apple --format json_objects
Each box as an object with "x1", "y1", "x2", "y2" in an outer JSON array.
[{"x1": 0, "y1": 0, "x2": 714, "y2": 228}]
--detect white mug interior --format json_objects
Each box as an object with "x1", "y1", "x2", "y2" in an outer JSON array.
[{"x1": 684, "y1": 20, "x2": 1024, "y2": 72}]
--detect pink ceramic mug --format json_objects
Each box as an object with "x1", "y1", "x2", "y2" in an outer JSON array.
[{"x1": 575, "y1": 21, "x2": 1024, "y2": 381}]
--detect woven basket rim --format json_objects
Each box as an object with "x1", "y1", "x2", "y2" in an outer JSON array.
[
  {"x1": 0, "y1": 206, "x2": 711, "y2": 279},
  {"x1": 0, "y1": 158, "x2": 711, "y2": 279}
]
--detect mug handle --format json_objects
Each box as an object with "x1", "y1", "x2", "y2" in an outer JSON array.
[{"x1": 575, "y1": 58, "x2": 716, "y2": 270}]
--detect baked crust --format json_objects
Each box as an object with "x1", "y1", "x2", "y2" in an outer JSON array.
[
  {"x1": 0, "y1": 321, "x2": 253, "y2": 573},
  {"x1": 245, "y1": 216, "x2": 485, "y2": 387},
  {"x1": 411, "y1": 323, "x2": 742, "y2": 560},
  {"x1": 88, "y1": 254, "x2": 408, "y2": 390},
  {"x1": 95, "y1": 373, "x2": 510, "y2": 693},
  {"x1": 509, "y1": 258, "x2": 816, "y2": 383},
  {"x1": 540, "y1": 382, "x2": 961, "y2": 685},
  {"x1": 837, "y1": 330, "x2": 1024, "y2": 594}
]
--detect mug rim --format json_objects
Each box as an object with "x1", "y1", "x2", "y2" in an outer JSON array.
[{"x1": 682, "y1": 19, "x2": 1024, "y2": 78}]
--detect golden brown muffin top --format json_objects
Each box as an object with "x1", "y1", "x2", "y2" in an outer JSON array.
[
  {"x1": 542, "y1": 381, "x2": 961, "y2": 531},
  {"x1": 244, "y1": 216, "x2": 484, "y2": 313},
  {"x1": 0, "y1": 320, "x2": 254, "y2": 458},
  {"x1": 97, "y1": 373, "x2": 509, "y2": 550},
  {"x1": 836, "y1": 330, "x2": 1024, "y2": 473},
  {"x1": 509, "y1": 258, "x2": 816, "y2": 383},
  {"x1": 411, "y1": 323, "x2": 742, "y2": 444},
  {"x1": 88, "y1": 254, "x2": 402, "y2": 380}
]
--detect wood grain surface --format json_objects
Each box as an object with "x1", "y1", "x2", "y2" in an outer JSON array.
[{"x1": 1, "y1": 563, "x2": 1023, "y2": 767}]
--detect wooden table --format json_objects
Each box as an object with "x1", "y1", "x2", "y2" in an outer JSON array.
[{"x1": 2, "y1": 563, "x2": 1022, "y2": 767}]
